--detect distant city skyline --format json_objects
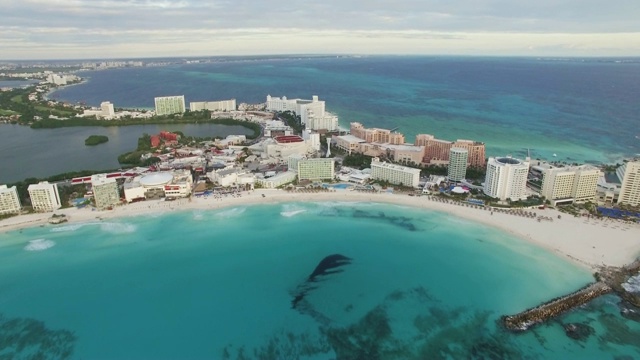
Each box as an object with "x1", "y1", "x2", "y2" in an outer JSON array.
[{"x1": 1, "y1": 0, "x2": 639, "y2": 59}]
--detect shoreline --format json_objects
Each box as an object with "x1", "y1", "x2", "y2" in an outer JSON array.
[{"x1": 2, "y1": 189, "x2": 639, "y2": 271}]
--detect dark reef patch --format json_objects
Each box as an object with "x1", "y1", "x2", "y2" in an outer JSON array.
[
  {"x1": 291, "y1": 254, "x2": 352, "y2": 310},
  {"x1": 0, "y1": 312, "x2": 76, "y2": 360}
]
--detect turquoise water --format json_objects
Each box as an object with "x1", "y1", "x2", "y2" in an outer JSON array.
[{"x1": 1, "y1": 202, "x2": 639, "y2": 359}]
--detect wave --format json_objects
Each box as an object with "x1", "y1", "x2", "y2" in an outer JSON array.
[
  {"x1": 281, "y1": 209, "x2": 307, "y2": 218},
  {"x1": 622, "y1": 275, "x2": 640, "y2": 294},
  {"x1": 215, "y1": 207, "x2": 246, "y2": 218},
  {"x1": 24, "y1": 239, "x2": 55, "y2": 251},
  {"x1": 100, "y1": 222, "x2": 137, "y2": 234},
  {"x1": 193, "y1": 211, "x2": 205, "y2": 220},
  {"x1": 49, "y1": 223, "x2": 94, "y2": 232}
]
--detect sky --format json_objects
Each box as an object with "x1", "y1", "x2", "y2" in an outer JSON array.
[{"x1": 1, "y1": 0, "x2": 639, "y2": 60}]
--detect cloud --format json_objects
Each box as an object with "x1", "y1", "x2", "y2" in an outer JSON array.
[{"x1": 0, "y1": 0, "x2": 638, "y2": 59}]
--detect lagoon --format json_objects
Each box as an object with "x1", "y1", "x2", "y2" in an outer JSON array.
[{"x1": 0, "y1": 123, "x2": 253, "y2": 183}]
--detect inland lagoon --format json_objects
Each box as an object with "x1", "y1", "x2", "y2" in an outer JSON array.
[{"x1": 1, "y1": 201, "x2": 640, "y2": 359}]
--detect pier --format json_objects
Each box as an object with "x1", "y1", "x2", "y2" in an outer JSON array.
[{"x1": 502, "y1": 260, "x2": 640, "y2": 332}]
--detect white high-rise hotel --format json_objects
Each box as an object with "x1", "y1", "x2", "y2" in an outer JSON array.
[
  {"x1": 28, "y1": 181, "x2": 61, "y2": 212},
  {"x1": 370, "y1": 158, "x2": 421, "y2": 188},
  {"x1": 155, "y1": 96, "x2": 186, "y2": 116},
  {"x1": 483, "y1": 157, "x2": 529, "y2": 201},
  {"x1": 0, "y1": 185, "x2": 21, "y2": 215},
  {"x1": 297, "y1": 158, "x2": 335, "y2": 181},
  {"x1": 617, "y1": 161, "x2": 640, "y2": 206},
  {"x1": 266, "y1": 95, "x2": 339, "y2": 131},
  {"x1": 447, "y1": 148, "x2": 468, "y2": 182},
  {"x1": 541, "y1": 166, "x2": 601, "y2": 205}
]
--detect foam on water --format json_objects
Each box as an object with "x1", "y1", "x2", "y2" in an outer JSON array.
[
  {"x1": 49, "y1": 223, "x2": 95, "y2": 233},
  {"x1": 100, "y1": 222, "x2": 137, "y2": 234},
  {"x1": 215, "y1": 207, "x2": 246, "y2": 218},
  {"x1": 280, "y1": 204, "x2": 307, "y2": 217},
  {"x1": 24, "y1": 239, "x2": 55, "y2": 251},
  {"x1": 622, "y1": 275, "x2": 640, "y2": 294}
]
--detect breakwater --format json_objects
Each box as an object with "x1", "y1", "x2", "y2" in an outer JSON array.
[{"x1": 502, "y1": 260, "x2": 640, "y2": 332}]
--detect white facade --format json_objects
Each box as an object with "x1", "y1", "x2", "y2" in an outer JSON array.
[
  {"x1": 298, "y1": 158, "x2": 335, "y2": 181},
  {"x1": 264, "y1": 120, "x2": 293, "y2": 137},
  {"x1": 190, "y1": 99, "x2": 236, "y2": 112},
  {"x1": 28, "y1": 181, "x2": 61, "y2": 212},
  {"x1": 370, "y1": 158, "x2": 421, "y2": 188},
  {"x1": 0, "y1": 185, "x2": 21, "y2": 215},
  {"x1": 101, "y1": 101, "x2": 115, "y2": 118},
  {"x1": 154, "y1": 96, "x2": 186, "y2": 116},
  {"x1": 448, "y1": 148, "x2": 468, "y2": 182},
  {"x1": 305, "y1": 112, "x2": 339, "y2": 131},
  {"x1": 302, "y1": 130, "x2": 321, "y2": 152},
  {"x1": 618, "y1": 161, "x2": 640, "y2": 206},
  {"x1": 265, "y1": 95, "x2": 298, "y2": 112},
  {"x1": 91, "y1": 174, "x2": 120, "y2": 209},
  {"x1": 541, "y1": 166, "x2": 600, "y2": 204},
  {"x1": 483, "y1": 157, "x2": 529, "y2": 201},
  {"x1": 266, "y1": 95, "x2": 337, "y2": 131},
  {"x1": 208, "y1": 168, "x2": 253, "y2": 187},
  {"x1": 258, "y1": 171, "x2": 297, "y2": 189}
]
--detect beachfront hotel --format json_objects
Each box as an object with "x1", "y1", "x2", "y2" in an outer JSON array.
[
  {"x1": 483, "y1": 157, "x2": 529, "y2": 201},
  {"x1": 370, "y1": 158, "x2": 421, "y2": 188},
  {"x1": 28, "y1": 181, "x2": 61, "y2": 212},
  {"x1": 540, "y1": 166, "x2": 601, "y2": 205},
  {"x1": 297, "y1": 158, "x2": 335, "y2": 181},
  {"x1": 618, "y1": 161, "x2": 640, "y2": 206},
  {"x1": 266, "y1": 95, "x2": 339, "y2": 131},
  {"x1": 415, "y1": 134, "x2": 486, "y2": 168},
  {"x1": 154, "y1": 95, "x2": 186, "y2": 116},
  {"x1": 351, "y1": 122, "x2": 405, "y2": 145},
  {"x1": 257, "y1": 171, "x2": 297, "y2": 189},
  {"x1": 189, "y1": 99, "x2": 236, "y2": 112},
  {"x1": 91, "y1": 174, "x2": 120, "y2": 210},
  {"x1": 447, "y1": 148, "x2": 468, "y2": 182},
  {"x1": 0, "y1": 185, "x2": 21, "y2": 215}
]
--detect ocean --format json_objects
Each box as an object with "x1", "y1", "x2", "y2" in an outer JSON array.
[
  {"x1": 1, "y1": 202, "x2": 639, "y2": 359},
  {"x1": 49, "y1": 56, "x2": 640, "y2": 164}
]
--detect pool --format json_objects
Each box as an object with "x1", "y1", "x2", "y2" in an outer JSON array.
[{"x1": 322, "y1": 183, "x2": 352, "y2": 189}]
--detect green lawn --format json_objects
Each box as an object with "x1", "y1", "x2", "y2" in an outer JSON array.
[
  {"x1": 0, "y1": 109, "x2": 18, "y2": 116},
  {"x1": 10, "y1": 95, "x2": 24, "y2": 103},
  {"x1": 33, "y1": 105, "x2": 77, "y2": 117}
]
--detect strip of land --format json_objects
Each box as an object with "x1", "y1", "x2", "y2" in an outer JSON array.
[{"x1": 1, "y1": 189, "x2": 639, "y2": 269}]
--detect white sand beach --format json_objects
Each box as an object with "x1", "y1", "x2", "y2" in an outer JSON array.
[{"x1": 2, "y1": 189, "x2": 639, "y2": 270}]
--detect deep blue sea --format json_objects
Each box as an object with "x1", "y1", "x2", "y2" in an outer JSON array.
[
  {"x1": 1, "y1": 202, "x2": 639, "y2": 359},
  {"x1": 50, "y1": 56, "x2": 640, "y2": 164}
]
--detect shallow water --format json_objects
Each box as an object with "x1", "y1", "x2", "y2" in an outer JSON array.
[{"x1": 0, "y1": 202, "x2": 638, "y2": 359}]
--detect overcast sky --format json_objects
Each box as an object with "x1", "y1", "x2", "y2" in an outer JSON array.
[{"x1": 1, "y1": 0, "x2": 639, "y2": 60}]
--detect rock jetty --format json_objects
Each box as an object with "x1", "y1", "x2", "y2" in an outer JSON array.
[{"x1": 502, "y1": 259, "x2": 640, "y2": 332}]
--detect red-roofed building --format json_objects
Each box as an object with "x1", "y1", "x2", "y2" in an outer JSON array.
[
  {"x1": 275, "y1": 135, "x2": 304, "y2": 144},
  {"x1": 150, "y1": 135, "x2": 161, "y2": 148}
]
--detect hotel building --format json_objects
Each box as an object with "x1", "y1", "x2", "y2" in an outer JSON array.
[
  {"x1": 0, "y1": 185, "x2": 21, "y2": 215},
  {"x1": 351, "y1": 122, "x2": 405, "y2": 144},
  {"x1": 92, "y1": 174, "x2": 120, "y2": 209},
  {"x1": 257, "y1": 171, "x2": 297, "y2": 189},
  {"x1": 618, "y1": 161, "x2": 640, "y2": 206},
  {"x1": 189, "y1": 99, "x2": 236, "y2": 112},
  {"x1": 154, "y1": 95, "x2": 186, "y2": 116},
  {"x1": 370, "y1": 158, "x2": 421, "y2": 188},
  {"x1": 448, "y1": 148, "x2": 468, "y2": 182},
  {"x1": 297, "y1": 158, "x2": 335, "y2": 181},
  {"x1": 266, "y1": 95, "x2": 338, "y2": 131},
  {"x1": 28, "y1": 181, "x2": 61, "y2": 212},
  {"x1": 483, "y1": 157, "x2": 529, "y2": 201},
  {"x1": 415, "y1": 134, "x2": 486, "y2": 168},
  {"x1": 541, "y1": 166, "x2": 601, "y2": 205}
]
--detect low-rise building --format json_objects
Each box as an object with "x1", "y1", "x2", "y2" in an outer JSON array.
[
  {"x1": 0, "y1": 185, "x2": 21, "y2": 215},
  {"x1": 28, "y1": 181, "x2": 61, "y2": 212},
  {"x1": 370, "y1": 158, "x2": 421, "y2": 188},
  {"x1": 257, "y1": 171, "x2": 297, "y2": 189}
]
